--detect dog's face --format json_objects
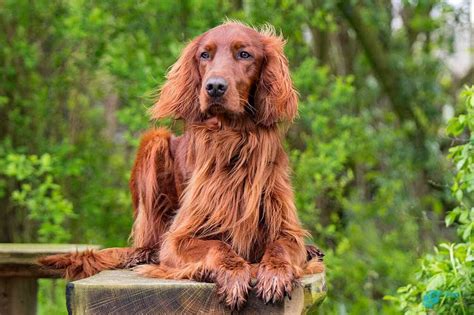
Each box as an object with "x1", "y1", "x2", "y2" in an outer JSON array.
[
  {"x1": 151, "y1": 22, "x2": 298, "y2": 127},
  {"x1": 197, "y1": 25, "x2": 264, "y2": 117}
]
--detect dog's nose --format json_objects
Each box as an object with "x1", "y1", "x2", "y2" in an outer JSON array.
[{"x1": 205, "y1": 77, "x2": 228, "y2": 97}]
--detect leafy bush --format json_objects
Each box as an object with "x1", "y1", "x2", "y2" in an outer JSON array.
[
  {"x1": 388, "y1": 87, "x2": 474, "y2": 314},
  {"x1": 0, "y1": 153, "x2": 74, "y2": 242}
]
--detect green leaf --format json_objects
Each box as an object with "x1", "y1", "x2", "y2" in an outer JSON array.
[
  {"x1": 426, "y1": 273, "x2": 445, "y2": 291},
  {"x1": 445, "y1": 211, "x2": 457, "y2": 227}
]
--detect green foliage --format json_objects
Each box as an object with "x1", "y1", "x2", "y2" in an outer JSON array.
[
  {"x1": 392, "y1": 243, "x2": 473, "y2": 314},
  {"x1": 37, "y1": 279, "x2": 67, "y2": 315},
  {"x1": 389, "y1": 87, "x2": 474, "y2": 314},
  {"x1": 446, "y1": 88, "x2": 474, "y2": 242},
  {"x1": 291, "y1": 58, "x2": 428, "y2": 314},
  {"x1": 0, "y1": 153, "x2": 74, "y2": 242},
  {"x1": 0, "y1": 0, "x2": 470, "y2": 314}
]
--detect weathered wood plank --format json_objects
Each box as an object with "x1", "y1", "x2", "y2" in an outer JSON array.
[
  {"x1": 0, "y1": 243, "x2": 100, "y2": 278},
  {"x1": 0, "y1": 243, "x2": 101, "y2": 264},
  {"x1": 67, "y1": 270, "x2": 327, "y2": 314}
]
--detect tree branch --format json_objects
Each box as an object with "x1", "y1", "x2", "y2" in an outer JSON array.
[{"x1": 337, "y1": 2, "x2": 415, "y2": 123}]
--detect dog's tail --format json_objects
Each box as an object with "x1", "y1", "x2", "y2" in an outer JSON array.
[{"x1": 38, "y1": 247, "x2": 133, "y2": 280}]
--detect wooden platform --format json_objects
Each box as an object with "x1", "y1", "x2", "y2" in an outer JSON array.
[{"x1": 67, "y1": 270, "x2": 327, "y2": 314}]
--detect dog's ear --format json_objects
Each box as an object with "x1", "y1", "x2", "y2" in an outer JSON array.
[
  {"x1": 255, "y1": 33, "x2": 298, "y2": 126},
  {"x1": 150, "y1": 36, "x2": 202, "y2": 121}
]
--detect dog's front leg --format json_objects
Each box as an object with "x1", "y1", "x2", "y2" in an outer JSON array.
[
  {"x1": 138, "y1": 237, "x2": 252, "y2": 310},
  {"x1": 254, "y1": 148, "x2": 308, "y2": 303},
  {"x1": 255, "y1": 238, "x2": 306, "y2": 303}
]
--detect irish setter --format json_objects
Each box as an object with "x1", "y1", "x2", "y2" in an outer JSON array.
[{"x1": 40, "y1": 22, "x2": 324, "y2": 310}]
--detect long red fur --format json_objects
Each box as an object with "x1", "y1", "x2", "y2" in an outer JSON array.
[{"x1": 39, "y1": 22, "x2": 324, "y2": 310}]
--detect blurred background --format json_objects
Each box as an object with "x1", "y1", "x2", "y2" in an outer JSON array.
[{"x1": 0, "y1": 0, "x2": 472, "y2": 314}]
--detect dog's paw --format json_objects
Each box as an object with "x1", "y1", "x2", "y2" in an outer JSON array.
[
  {"x1": 305, "y1": 244, "x2": 325, "y2": 262},
  {"x1": 134, "y1": 264, "x2": 168, "y2": 278},
  {"x1": 123, "y1": 247, "x2": 160, "y2": 268},
  {"x1": 255, "y1": 260, "x2": 300, "y2": 304},
  {"x1": 214, "y1": 260, "x2": 252, "y2": 310}
]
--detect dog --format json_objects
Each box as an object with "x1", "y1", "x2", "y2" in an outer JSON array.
[{"x1": 40, "y1": 21, "x2": 324, "y2": 310}]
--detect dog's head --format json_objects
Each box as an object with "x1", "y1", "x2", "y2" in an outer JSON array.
[{"x1": 150, "y1": 22, "x2": 298, "y2": 127}]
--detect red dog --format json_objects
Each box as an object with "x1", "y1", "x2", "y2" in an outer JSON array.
[{"x1": 40, "y1": 22, "x2": 324, "y2": 310}]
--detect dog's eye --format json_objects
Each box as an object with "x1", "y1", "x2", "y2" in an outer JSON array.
[
  {"x1": 238, "y1": 51, "x2": 251, "y2": 59},
  {"x1": 200, "y1": 52, "x2": 210, "y2": 59}
]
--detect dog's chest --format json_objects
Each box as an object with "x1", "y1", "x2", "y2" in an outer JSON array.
[{"x1": 179, "y1": 128, "x2": 280, "y2": 258}]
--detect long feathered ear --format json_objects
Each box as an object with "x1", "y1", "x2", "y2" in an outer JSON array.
[
  {"x1": 255, "y1": 33, "x2": 298, "y2": 126},
  {"x1": 150, "y1": 36, "x2": 202, "y2": 121}
]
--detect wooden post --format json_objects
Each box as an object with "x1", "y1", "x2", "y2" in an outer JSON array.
[
  {"x1": 0, "y1": 243, "x2": 100, "y2": 315},
  {"x1": 67, "y1": 270, "x2": 327, "y2": 314},
  {"x1": 0, "y1": 277, "x2": 38, "y2": 315}
]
